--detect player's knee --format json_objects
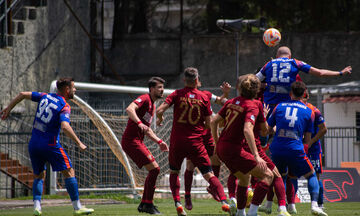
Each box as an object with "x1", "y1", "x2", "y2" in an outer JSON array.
[
  {"x1": 263, "y1": 169, "x2": 274, "y2": 184},
  {"x1": 34, "y1": 171, "x2": 45, "y2": 180},
  {"x1": 151, "y1": 166, "x2": 160, "y2": 175},
  {"x1": 199, "y1": 165, "x2": 212, "y2": 175}
]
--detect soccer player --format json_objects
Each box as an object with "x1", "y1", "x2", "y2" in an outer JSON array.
[
  {"x1": 211, "y1": 74, "x2": 274, "y2": 216},
  {"x1": 267, "y1": 81, "x2": 327, "y2": 216},
  {"x1": 256, "y1": 46, "x2": 352, "y2": 115},
  {"x1": 0, "y1": 78, "x2": 94, "y2": 216},
  {"x1": 183, "y1": 81, "x2": 231, "y2": 211},
  {"x1": 156, "y1": 67, "x2": 230, "y2": 216},
  {"x1": 121, "y1": 77, "x2": 169, "y2": 215}
]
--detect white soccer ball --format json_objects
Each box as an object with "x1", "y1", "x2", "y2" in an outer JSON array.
[{"x1": 263, "y1": 28, "x2": 281, "y2": 47}]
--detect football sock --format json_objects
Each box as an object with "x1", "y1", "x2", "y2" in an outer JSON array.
[
  {"x1": 72, "y1": 200, "x2": 82, "y2": 210},
  {"x1": 142, "y1": 167, "x2": 160, "y2": 203},
  {"x1": 184, "y1": 169, "x2": 193, "y2": 196},
  {"x1": 251, "y1": 181, "x2": 270, "y2": 206},
  {"x1": 236, "y1": 186, "x2": 248, "y2": 209},
  {"x1": 33, "y1": 178, "x2": 43, "y2": 201},
  {"x1": 65, "y1": 177, "x2": 79, "y2": 202},
  {"x1": 318, "y1": 180, "x2": 324, "y2": 205},
  {"x1": 227, "y1": 174, "x2": 238, "y2": 198},
  {"x1": 208, "y1": 176, "x2": 227, "y2": 201},
  {"x1": 170, "y1": 173, "x2": 181, "y2": 202},
  {"x1": 212, "y1": 165, "x2": 220, "y2": 178},
  {"x1": 273, "y1": 176, "x2": 286, "y2": 207},
  {"x1": 248, "y1": 204, "x2": 259, "y2": 215},
  {"x1": 307, "y1": 173, "x2": 319, "y2": 202},
  {"x1": 286, "y1": 177, "x2": 295, "y2": 204},
  {"x1": 290, "y1": 178, "x2": 298, "y2": 194},
  {"x1": 266, "y1": 184, "x2": 274, "y2": 201},
  {"x1": 34, "y1": 200, "x2": 41, "y2": 211},
  {"x1": 265, "y1": 200, "x2": 273, "y2": 209}
]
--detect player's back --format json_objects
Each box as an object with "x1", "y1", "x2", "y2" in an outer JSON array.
[
  {"x1": 31, "y1": 92, "x2": 70, "y2": 144},
  {"x1": 268, "y1": 100, "x2": 314, "y2": 152},
  {"x1": 165, "y1": 87, "x2": 211, "y2": 141},
  {"x1": 260, "y1": 57, "x2": 311, "y2": 105}
]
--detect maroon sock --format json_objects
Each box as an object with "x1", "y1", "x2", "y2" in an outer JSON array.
[
  {"x1": 236, "y1": 186, "x2": 248, "y2": 209},
  {"x1": 273, "y1": 176, "x2": 286, "y2": 206},
  {"x1": 251, "y1": 181, "x2": 270, "y2": 206},
  {"x1": 286, "y1": 177, "x2": 295, "y2": 204},
  {"x1": 212, "y1": 165, "x2": 221, "y2": 178},
  {"x1": 184, "y1": 169, "x2": 193, "y2": 196},
  {"x1": 227, "y1": 174, "x2": 238, "y2": 198},
  {"x1": 142, "y1": 167, "x2": 160, "y2": 203},
  {"x1": 267, "y1": 184, "x2": 274, "y2": 201},
  {"x1": 170, "y1": 173, "x2": 181, "y2": 202},
  {"x1": 208, "y1": 176, "x2": 227, "y2": 201}
]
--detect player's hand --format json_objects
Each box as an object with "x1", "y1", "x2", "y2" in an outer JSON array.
[
  {"x1": 255, "y1": 155, "x2": 267, "y2": 172},
  {"x1": 156, "y1": 116, "x2": 163, "y2": 126},
  {"x1": 159, "y1": 141, "x2": 169, "y2": 152},
  {"x1": 220, "y1": 82, "x2": 232, "y2": 95},
  {"x1": 341, "y1": 66, "x2": 352, "y2": 75},
  {"x1": 0, "y1": 107, "x2": 10, "y2": 120},
  {"x1": 138, "y1": 123, "x2": 149, "y2": 133},
  {"x1": 263, "y1": 104, "x2": 270, "y2": 117},
  {"x1": 78, "y1": 142, "x2": 87, "y2": 151}
]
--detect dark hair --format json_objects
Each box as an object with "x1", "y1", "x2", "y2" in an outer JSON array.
[
  {"x1": 148, "y1": 77, "x2": 165, "y2": 89},
  {"x1": 184, "y1": 67, "x2": 199, "y2": 83},
  {"x1": 291, "y1": 81, "x2": 307, "y2": 98},
  {"x1": 240, "y1": 74, "x2": 260, "y2": 99},
  {"x1": 56, "y1": 77, "x2": 74, "y2": 91}
]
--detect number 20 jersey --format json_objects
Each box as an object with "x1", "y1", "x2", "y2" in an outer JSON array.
[
  {"x1": 267, "y1": 100, "x2": 314, "y2": 152},
  {"x1": 31, "y1": 92, "x2": 71, "y2": 148},
  {"x1": 258, "y1": 57, "x2": 311, "y2": 105}
]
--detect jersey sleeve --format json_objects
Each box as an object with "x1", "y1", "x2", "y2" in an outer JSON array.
[
  {"x1": 295, "y1": 59, "x2": 311, "y2": 73},
  {"x1": 203, "y1": 98, "x2": 213, "y2": 117},
  {"x1": 257, "y1": 62, "x2": 270, "y2": 81},
  {"x1": 244, "y1": 106, "x2": 259, "y2": 125},
  {"x1": 165, "y1": 91, "x2": 176, "y2": 106},
  {"x1": 31, "y1": 92, "x2": 47, "y2": 102},
  {"x1": 267, "y1": 104, "x2": 278, "y2": 127},
  {"x1": 315, "y1": 108, "x2": 325, "y2": 125},
  {"x1": 133, "y1": 94, "x2": 148, "y2": 107},
  {"x1": 305, "y1": 110, "x2": 315, "y2": 133},
  {"x1": 60, "y1": 103, "x2": 71, "y2": 123}
]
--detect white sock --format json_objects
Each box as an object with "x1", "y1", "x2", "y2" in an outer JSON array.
[
  {"x1": 278, "y1": 205, "x2": 287, "y2": 212},
  {"x1": 72, "y1": 200, "x2": 82, "y2": 210},
  {"x1": 248, "y1": 204, "x2": 259, "y2": 215},
  {"x1": 311, "y1": 201, "x2": 319, "y2": 209},
  {"x1": 34, "y1": 200, "x2": 41, "y2": 210},
  {"x1": 265, "y1": 200, "x2": 273, "y2": 208},
  {"x1": 288, "y1": 203, "x2": 296, "y2": 210},
  {"x1": 237, "y1": 208, "x2": 246, "y2": 216}
]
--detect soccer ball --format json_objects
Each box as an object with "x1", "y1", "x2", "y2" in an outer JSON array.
[{"x1": 263, "y1": 28, "x2": 281, "y2": 47}]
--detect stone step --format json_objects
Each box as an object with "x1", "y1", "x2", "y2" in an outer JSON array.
[
  {"x1": 7, "y1": 166, "x2": 30, "y2": 174},
  {"x1": 0, "y1": 159, "x2": 20, "y2": 167},
  {"x1": 0, "y1": 152, "x2": 9, "y2": 160}
]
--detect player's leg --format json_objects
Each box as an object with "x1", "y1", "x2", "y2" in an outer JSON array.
[
  {"x1": 184, "y1": 159, "x2": 195, "y2": 210},
  {"x1": 33, "y1": 171, "x2": 45, "y2": 216},
  {"x1": 227, "y1": 173, "x2": 238, "y2": 199},
  {"x1": 141, "y1": 161, "x2": 161, "y2": 214},
  {"x1": 310, "y1": 152, "x2": 324, "y2": 209},
  {"x1": 233, "y1": 172, "x2": 251, "y2": 216},
  {"x1": 271, "y1": 167, "x2": 288, "y2": 215},
  {"x1": 286, "y1": 175, "x2": 297, "y2": 214}
]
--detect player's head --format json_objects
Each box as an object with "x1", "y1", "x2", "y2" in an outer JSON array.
[
  {"x1": 290, "y1": 81, "x2": 307, "y2": 100},
  {"x1": 240, "y1": 74, "x2": 260, "y2": 99},
  {"x1": 56, "y1": 77, "x2": 75, "y2": 99},
  {"x1": 148, "y1": 76, "x2": 165, "y2": 99},
  {"x1": 276, "y1": 46, "x2": 291, "y2": 58},
  {"x1": 184, "y1": 67, "x2": 199, "y2": 87},
  {"x1": 236, "y1": 74, "x2": 248, "y2": 94}
]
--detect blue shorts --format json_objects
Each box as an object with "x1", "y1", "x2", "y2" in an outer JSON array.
[
  {"x1": 29, "y1": 139, "x2": 72, "y2": 175},
  {"x1": 271, "y1": 149, "x2": 313, "y2": 178},
  {"x1": 308, "y1": 152, "x2": 323, "y2": 174}
]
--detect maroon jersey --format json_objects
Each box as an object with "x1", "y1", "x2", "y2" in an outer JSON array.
[
  {"x1": 165, "y1": 87, "x2": 212, "y2": 142},
  {"x1": 122, "y1": 94, "x2": 155, "y2": 141},
  {"x1": 201, "y1": 90, "x2": 216, "y2": 148},
  {"x1": 217, "y1": 96, "x2": 260, "y2": 148}
]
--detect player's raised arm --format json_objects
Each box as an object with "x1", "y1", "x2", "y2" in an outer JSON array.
[
  {"x1": 309, "y1": 65, "x2": 352, "y2": 77},
  {"x1": 126, "y1": 102, "x2": 149, "y2": 133},
  {"x1": 61, "y1": 121, "x2": 87, "y2": 151},
  {"x1": 216, "y1": 82, "x2": 231, "y2": 105},
  {"x1": 1, "y1": 92, "x2": 32, "y2": 120},
  {"x1": 156, "y1": 102, "x2": 170, "y2": 126}
]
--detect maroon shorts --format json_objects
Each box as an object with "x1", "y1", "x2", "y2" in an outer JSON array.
[
  {"x1": 243, "y1": 145, "x2": 275, "y2": 171},
  {"x1": 169, "y1": 138, "x2": 211, "y2": 171},
  {"x1": 217, "y1": 141, "x2": 257, "y2": 175},
  {"x1": 203, "y1": 134, "x2": 215, "y2": 157},
  {"x1": 121, "y1": 138, "x2": 155, "y2": 169}
]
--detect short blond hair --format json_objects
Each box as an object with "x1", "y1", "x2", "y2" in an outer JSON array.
[{"x1": 240, "y1": 74, "x2": 260, "y2": 99}]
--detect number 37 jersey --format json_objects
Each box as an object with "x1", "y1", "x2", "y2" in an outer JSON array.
[
  {"x1": 267, "y1": 100, "x2": 314, "y2": 152},
  {"x1": 31, "y1": 92, "x2": 71, "y2": 146}
]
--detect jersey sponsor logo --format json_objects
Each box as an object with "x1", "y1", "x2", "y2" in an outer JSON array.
[
  {"x1": 278, "y1": 129, "x2": 299, "y2": 140},
  {"x1": 33, "y1": 120, "x2": 46, "y2": 132},
  {"x1": 136, "y1": 98, "x2": 142, "y2": 103},
  {"x1": 235, "y1": 100, "x2": 240, "y2": 105},
  {"x1": 143, "y1": 112, "x2": 153, "y2": 124}
]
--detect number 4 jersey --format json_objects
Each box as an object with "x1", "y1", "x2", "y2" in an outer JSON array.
[
  {"x1": 267, "y1": 100, "x2": 314, "y2": 152},
  {"x1": 31, "y1": 92, "x2": 71, "y2": 147}
]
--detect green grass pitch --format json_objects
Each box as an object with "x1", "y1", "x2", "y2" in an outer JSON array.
[{"x1": 1, "y1": 197, "x2": 360, "y2": 216}]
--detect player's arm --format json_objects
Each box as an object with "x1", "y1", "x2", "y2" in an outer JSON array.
[
  {"x1": 156, "y1": 102, "x2": 170, "y2": 126},
  {"x1": 210, "y1": 113, "x2": 223, "y2": 144},
  {"x1": 303, "y1": 131, "x2": 312, "y2": 147},
  {"x1": 126, "y1": 102, "x2": 148, "y2": 133},
  {"x1": 215, "y1": 82, "x2": 231, "y2": 105},
  {"x1": 244, "y1": 122, "x2": 267, "y2": 171},
  {"x1": 144, "y1": 127, "x2": 169, "y2": 152},
  {"x1": 309, "y1": 122, "x2": 327, "y2": 148},
  {"x1": 61, "y1": 121, "x2": 87, "y2": 151},
  {"x1": 1, "y1": 92, "x2": 32, "y2": 120},
  {"x1": 308, "y1": 66, "x2": 352, "y2": 77}
]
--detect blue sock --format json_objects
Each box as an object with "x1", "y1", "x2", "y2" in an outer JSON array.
[
  {"x1": 318, "y1": 179, "x2": 324, "y2": 205},
  {"x1": 290, "y1": 178, "x2": 298, "y2": 194},
  {"x1": 307, "y1": 173, "x2": 319, "y2": 202},
  {"x1": 33, "y1": 179, "x2": 44, "y2": 201},
  {"x1": 65, "y1": 177, "x2": 79, "y2": 201}
]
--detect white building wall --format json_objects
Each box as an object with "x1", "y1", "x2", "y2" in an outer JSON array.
[{"x1": 323, "y1": 102, "x2": 360, "y2": 168}]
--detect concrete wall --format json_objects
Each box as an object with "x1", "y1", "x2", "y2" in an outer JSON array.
[{"x1": 0, "y1": 1, "x2": 91, "y2": 111}]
